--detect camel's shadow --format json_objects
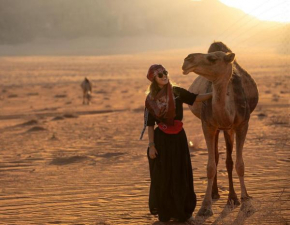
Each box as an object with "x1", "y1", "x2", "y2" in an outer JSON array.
[
  {"x1": 210, "y1": 198, "x2": 256, "y2": 225},
  {"x1": 231, "y1": 199, "x2": 256, "y2": 224},
  {"x1": 151, "y1": 199, "x2": 256, "y2": 225}
]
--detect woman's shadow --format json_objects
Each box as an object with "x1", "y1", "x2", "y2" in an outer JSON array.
[{"x1": 151, "y1": 217, "x2": 195, "y2": 225}]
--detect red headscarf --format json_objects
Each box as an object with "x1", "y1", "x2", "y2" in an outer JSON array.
[
  {"x1": 147, "y1": 64, "x2": 164, "y2": 81},
  {"x1": 145, "y1": 65, "x2": 176, "y2": 125}
]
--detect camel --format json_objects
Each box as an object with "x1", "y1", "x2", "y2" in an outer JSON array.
[
  {"x1": 182, "y1": 42, "x2": 259, "y2": 216},
  {"x1": 81, "y1": 77, "x2": 92, "y2": 105}
]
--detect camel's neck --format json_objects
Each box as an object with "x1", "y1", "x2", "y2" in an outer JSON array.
[{"x1": 211, "y1": 67, "x2": 234, "y2": 127}]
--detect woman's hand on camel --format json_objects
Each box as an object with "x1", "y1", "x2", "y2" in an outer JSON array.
[
  {"x1": 149, "y1": 146, "x2": 158, "y2": 159},
  {"x1": 196, "y1": 92, "x2": 213, "y2": 102}
]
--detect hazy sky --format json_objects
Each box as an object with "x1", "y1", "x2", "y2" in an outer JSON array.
[{"x1": 218, "y1": 0, "x2": 290, "y2": 23}]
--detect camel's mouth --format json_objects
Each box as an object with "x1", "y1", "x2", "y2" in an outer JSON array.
[{"x1": 182, "y1": 66, "x2": 195, "y2": 75}]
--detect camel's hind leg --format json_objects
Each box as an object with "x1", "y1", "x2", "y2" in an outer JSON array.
[
  {"x1": 224, "y1": 129, "x2": 240, "y2": 206},
  {"x1": 212, "y1": 130, "x2": 220, "y2": 200},
  {"x1": 235, "y1": 122, "x2": 251, "y2": 201},
  {"x1": 197, "y1": 122, "x2": 217, "y2": 216},
  {"x1": 87, "y1": 92, "x2": 91, "y2": 105}
]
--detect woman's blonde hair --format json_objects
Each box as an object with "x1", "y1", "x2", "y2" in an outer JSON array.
[
  {"x1": 146, "y1": 79, "x2": 160, "y2": 98},
  {"x1": 146, "y1": 77, "x2": 177, "y2": 98}
]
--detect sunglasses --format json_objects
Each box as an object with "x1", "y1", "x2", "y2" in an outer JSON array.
[{"x1": 157, "y1": 70, "x2": 168, "y2": 78}]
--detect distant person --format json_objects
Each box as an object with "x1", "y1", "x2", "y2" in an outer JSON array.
[
  {"x1": 140, "y1": 64, "x2": 212, "y2": 222},
  {"x1": 81, "y1": 77, "x2": 92, "y2": 105}
]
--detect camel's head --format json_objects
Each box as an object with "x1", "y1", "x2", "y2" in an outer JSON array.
[{"x1": 182, "y1": 51, "x2": 235, "y2": 82}]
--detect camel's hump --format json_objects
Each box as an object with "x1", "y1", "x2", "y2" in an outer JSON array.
[
  {"x1": 188, "y1": 76, "x2": 212, "y2": 119},
  {"x1": 188, "y1": 76, "x2": 211, "y2": 94}
]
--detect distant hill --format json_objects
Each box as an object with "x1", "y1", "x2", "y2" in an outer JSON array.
[{"x1": 0, "y1": 0, "x2": 288, "y2": 55}]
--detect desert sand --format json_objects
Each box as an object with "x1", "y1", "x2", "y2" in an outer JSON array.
[{"x1": 0, "y1": 49, "x2": 289, "y2": 224}]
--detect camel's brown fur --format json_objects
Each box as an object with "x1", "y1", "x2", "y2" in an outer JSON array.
[{"x1": 182, "y1": 42, "x2": 259, "y2": 216}]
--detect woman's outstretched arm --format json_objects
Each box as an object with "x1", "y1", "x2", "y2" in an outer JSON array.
[{"x1": 195, "y1": 92, "x2": 212, "y2": 102}]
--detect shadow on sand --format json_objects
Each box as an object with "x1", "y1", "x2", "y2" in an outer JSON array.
[
  {"x1": 151, "y1": 221, "x2": 194, "y2": 225},
  {"x1": 150, "y1": 199, "x2": 256, "y2": 225},
  {"x1": 211, "y1": 199, "x2": 256, "y2": 225}
]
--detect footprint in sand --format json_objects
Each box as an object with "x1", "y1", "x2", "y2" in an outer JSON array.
[
  {"x1": 52, "y1": 116, "x2": 64, "y2": 121},
  {"x1": 257, "y1": 113, "x2": 267, "y2": 119},
  {"x1": 63, "y1": 113, "x2": 78, "y2": 118},
  {"x1": 97, "y1": 152, "x2": 126, "y2": 158},
  {"x1": 50, "y1": 155, "x2": 88, "y2": 165},
  {"x1": 49, "y1": 133, "x2": 59, "y2": 141},
  {"x1": 27, "y1": 92, "x2": 39, "y2": 96},
  {"x1": 132, "y1": 107, "x2": 144, "y2": 113},
  {"x1": 26, "y1": 126, "x2": 46, "y2": 132},
  {"x1": 54, "y1": 94, "x2": 67, "y2": 98},
  {"x1": 19, "y1": 119, "x2": 38, "y2": 126},
  {"x1": 8, "y1": 94, "x2": 18, "y2": 98}
]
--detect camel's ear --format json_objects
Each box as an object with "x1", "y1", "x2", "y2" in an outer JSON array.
[{"x1": 224, "y1": 53, "x2": 235, "y2": 63}]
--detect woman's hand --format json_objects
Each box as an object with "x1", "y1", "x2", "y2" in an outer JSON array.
[
  {"x1": 196, "y1": 92, "x2": 213, "y2": 102},
  {"x1": 149, "y1": 146, "x2": 158, "y2": 159}
]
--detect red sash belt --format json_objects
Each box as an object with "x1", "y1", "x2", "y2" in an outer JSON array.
[{"x1": 158, "y1": 120, "x2": 183, "y2": 134}]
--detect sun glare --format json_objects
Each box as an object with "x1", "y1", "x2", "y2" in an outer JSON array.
[{"x1": 219, "y1": 0, "x2": 290, "y2": 23}]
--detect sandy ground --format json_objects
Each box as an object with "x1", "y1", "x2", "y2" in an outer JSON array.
[{"x1": 0, "y1": 49, "x2": 289, "y2": 225}]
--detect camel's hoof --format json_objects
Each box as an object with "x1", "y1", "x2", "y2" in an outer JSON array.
[
  {"x1": 197, "y1": 207, "x2": 213, "y2": 217},
  {"x1": 212, "y1": 192, "x2": 220, "y2": 200},
  {"x1": 227, "y1": 196, "x2": 240, "y2": 206},
  {"x1": 241, "y1": 195, "x2": 252, "y2": 203}
]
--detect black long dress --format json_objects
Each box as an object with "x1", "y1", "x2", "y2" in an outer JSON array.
[{"x1": 146, "y1": 86, "x2": 198, "y2": 222}]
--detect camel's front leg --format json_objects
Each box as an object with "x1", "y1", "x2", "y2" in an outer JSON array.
[
  {"x1": 197, "y1": 122, "x2": 217, "y2": 216},
  {"x1": 224, "y1": 129, "x2": 240, "y2": 206},
  {"x1": 212, "y1": 130, "x2": 220, "y2": 200},
  {"x1": 236, "y1": 122, "x2": 251, "y2": 201}
]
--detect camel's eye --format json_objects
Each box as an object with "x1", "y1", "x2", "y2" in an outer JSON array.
[{"x1": 207, "y1": 55, "x2": 218, "y2": 63}]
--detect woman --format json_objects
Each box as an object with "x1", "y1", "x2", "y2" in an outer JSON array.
[{"x1": 140, "y1": 64, "x2": 212, "y2": 222}]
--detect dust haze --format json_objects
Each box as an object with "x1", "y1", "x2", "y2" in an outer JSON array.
[{"x1": 0, "y1": 0, "x2": 289, "y2": 55}]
